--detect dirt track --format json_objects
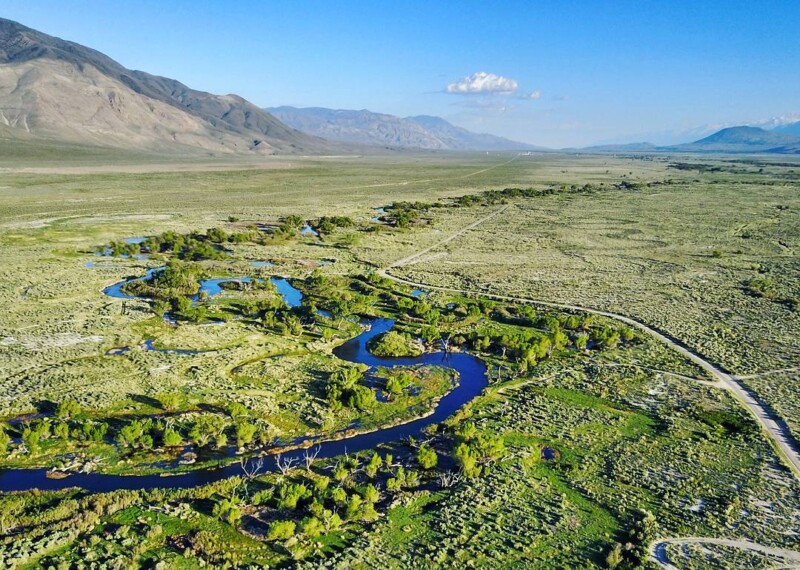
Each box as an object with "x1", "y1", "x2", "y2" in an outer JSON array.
[{"x1": 378, "y1": 205, "x2": 800, "y2": 480}]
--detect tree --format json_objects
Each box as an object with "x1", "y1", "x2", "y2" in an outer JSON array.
[
  {"x1": 190, "y1": 415, "x2": 225, "y2": 448},
  {"x1": 0, "y1": 429, "x2": 10, "y2": 454},
  {"x1": 277, "y1": 482, "x2": 311, "y2": 511},
  {"x1": 345, "y1": 494, "x2": 363, "y2": 520},
  {"x1": 267, "y1": 520, "x2": 296, "y2": 541},
  {"x1": 385, "y1": 375, "x2": 404, "y2": 398},
  {"x1": 21, "y1": 428, "x2": 41, "y2": 455},
  {"x1": 361, "y1": 483, "x2": 380, "y2": 504},
  {"x1": 416, "y1": 444, "x2": 438, "y2": 470},
  {"x1": 454, "y1": 443, "x2": 481, "y2": 478},
  {"x1": 206, "y1": 227, "x2": 227, "y2": 243},
  {"x1": 301, "y1": 516, "x2": 323, "y2": 538},
  {"x1": 117, "y1": 420, "x2": 153, "y2": 449},
  {"x1": 163, "y1": 428, "x2": 183, "y2": 447},
  {"x1": 346, "y1": 385, "x2": 376, "y2": 410},
  {"x1": 159, "y1": 393, "x2": 180, "y2": 412},
  {"x1": 365, "y1": 452, "x2": 383, "y2": 478},
  {"x1": 213, "y1": 498, "x2": 242, "y2": 527},
  {"x1": 235, "y1": 422, "x2": 257, "y2": 448},
  {"x1": 321, "y1": 509, "x2": 342, "y2": 532},
  {"x1": 54, "y1": 422, "x2": 70, "y2": 440},
  {"x1": 605, "y1": 543, "x2": 623, "y2": 568},
  {"x1": 227, "y1": 402, "x2": 249, "y2": 420},
  {"x1": 56, "y1": 399, "x2": 81, "y2": 419}
]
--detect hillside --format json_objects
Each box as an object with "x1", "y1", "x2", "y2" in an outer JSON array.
[
  {"x1": 774, "y1": 121, "x2": 800, "y2": 137},
  {"x1": 268, "y1": 106, "x2": 533, "y2": 150},
  {"x1": 677, "y1": 126, "x2": 800, "y2": 153},
  {"x1": 0, "y1": 18, "x2": 333, "y2": 155}
]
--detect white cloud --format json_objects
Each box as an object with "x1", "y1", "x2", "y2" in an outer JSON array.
[
  {"x1": 519, "y1": 90, "x2": 541, "y2": 100},
  {"x1": 751, "y1": 113, "x2": 800, "y2": 128},
  {"x1": 446, "y1": 72, "x2": 518, "y2": 95}
]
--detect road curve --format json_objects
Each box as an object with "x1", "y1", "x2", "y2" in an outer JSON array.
[
  {"x1": 649, "y1": 537, "x2": 800, "y2": 569},
  {"x1": 378, "y1": 205, "x2": 800, "y2": 480}
]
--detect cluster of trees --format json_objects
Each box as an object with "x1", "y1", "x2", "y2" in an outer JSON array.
[
  {"x1": 303, "y1": 272, "x2": 381, "y2": 323},
  {"x1": 213, "y1": 448, "x2": 433, "y2": 544},
  {"x1": 451, "y1": 422, "x2": 506, "y2": 478},
  {"x1": 604, "y1": 510, "x2": 657, "y2": 569},
  {"x1": 383, "y1": 202, "x2": 434, "y2": 228},
  {"x1": 3, "y1": 399, "x2": 276, "y2": 459},
  {"x1": 123, "y1": 261, "x2": 202, "y2": 300},
  {"x1": 326, "y1": 368, "x2": 375, "y2": 411},
  {"x1": 743, "y1": 275, "x2": 797, "y2": 312},
  {"x1": 377, "y1": 181, "x2": 645, "y2": 226},
  {"x1": 368, "y1": 330, "x2": 423, "y2": 358},
  {"x1": 96, "y1": 241, "x2": 141, "y2": 257},
  {"x1": 100, "y1": 220, "x2": 326, "y2": 263},
  {"x1": 315, "y1": 216, "x2": 355, "y2": 234}
]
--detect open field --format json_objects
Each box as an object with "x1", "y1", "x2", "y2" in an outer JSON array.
[{"x1": 1, "y1": 152, "x2": 799, "y2": 569}]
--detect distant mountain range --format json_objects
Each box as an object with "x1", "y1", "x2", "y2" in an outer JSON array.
[
  {"x1": 1, "y1": 18, "x2": 798, "y2": 157},
  {"x1": 584, "y1": 126, "x2": 800, "y2": 154},
  {"x1": 267, "y1": 106, "x2": 535, "y2": 151},
  {"x1": 0, "y1": 18, "x2": 334, "y2": 155},
  {"x1": 774, "y1": 121, "x2": 800, "y2": 137}
]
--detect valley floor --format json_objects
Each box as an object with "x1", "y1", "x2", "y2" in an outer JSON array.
[{"x1": 1, "y1": 152, "x2": 799, "y2": 569}]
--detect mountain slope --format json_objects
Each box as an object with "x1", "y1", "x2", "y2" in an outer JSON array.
[
  {"x1": 0, "y1": 18, "x2": 332, "y2": 154},
  {"x1": 774, "y1": 121, "x2": 800, "y2": 137},
  {"x1": 268, "y1": 106, "x2": 533, "y2": 150},
  {"x1": 676, "y1": 126, "x2": 800, "y2": 153}
]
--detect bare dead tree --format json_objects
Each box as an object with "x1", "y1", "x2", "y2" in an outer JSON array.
[
  {"x1": 241, "y1": 456, "x2": 264, "y2": 481},
  {"x1": 303, "y1": 446, "x2": 321, "y2": 471},
  {"x1": 275, "y1": 453, "x2": 299, "y2": 475},
  {"x1": 440, "y1": 333, "x2": 451, "y2": 353},
  {"x1": 437, "y1": 470, "x2": 462, "y2": 489},
  {"x1": 237, "y1": 456, "x2": 265, "y2": 497}
]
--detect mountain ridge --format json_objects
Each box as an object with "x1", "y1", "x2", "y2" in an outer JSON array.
[
  {"x1": 0, "y1": 18, "x2": 334, "y2": 155},
  {"x1": 267, "y1": 105, "x2": 536, "y2": 151}
]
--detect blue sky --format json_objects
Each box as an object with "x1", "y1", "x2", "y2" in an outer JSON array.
[{"x1": 4, "y1": 1, "x2": 799, "y2": 147}]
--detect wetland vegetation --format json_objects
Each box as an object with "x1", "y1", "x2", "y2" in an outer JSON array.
[{"x1": 1, "y1": 152, "x2": 798, "y2": 568}]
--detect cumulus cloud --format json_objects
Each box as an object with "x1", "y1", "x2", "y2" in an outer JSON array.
[
  {"x1": 519, "y1": 90, "x2": 541, "y2": 100},
  {"x1": 446, "y1": 72, "x2": 518, "y2": 95}
]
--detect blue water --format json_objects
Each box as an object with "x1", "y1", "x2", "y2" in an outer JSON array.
[
  {"x1": 102, "y1": 271, "x2": 303, "y2": 309},
  {"x1": 411, "y1": 289, "x2": 428, "y2": 298},
  {"x1": 0, "y1": 318, "x2": 488, "y2": 492},
  {"x1": 85, "y1": 261, "x2": 121, "y2": 269},
  {"x1": 190, "y1": 277, "x2": 256, "y2": 301},
  {"x1": 300, "y1": 225, "x2": 319, "y2": 236},
  {"x1": 102, "y1": 267, "x2": 165, "y2": 299},
  {"x1": 250, "y1": 261, "x2": 274, "y2": 267},
  {"x1": 272, "y1": 278, "x2": 303, "y2": 308}
]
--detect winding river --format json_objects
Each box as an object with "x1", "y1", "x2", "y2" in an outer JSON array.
[{"x1": 0, "y1": 274, "x2": 488, "y2": 493}]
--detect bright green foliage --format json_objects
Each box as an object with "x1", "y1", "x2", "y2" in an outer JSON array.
[
  {"x1": 266, "y1": 520, "x2": 296, "y2": 541},
  {"x1": 56, "y1": 399, "x2": 81, "y2": 419},
  {"x1": 416, "y1": 444, "x2": 438, "y2": 470},
  {"x1": 301, "y1": 516, "x2": 324, "y2": 538},
  {"x1": 277, "y1": 483, "x2": 311, "y2": 510},
  {"x1": 213, "y1": 498, "x2": 242, "y2": 527},
  {"x1": 235, "y1": 422, "x2": 257, "y2": 447},
  {"x1": 162, "y1": 428, "x2": 182, "y2": 447}
]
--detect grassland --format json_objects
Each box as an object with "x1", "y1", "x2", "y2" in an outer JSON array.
[{"x1": 1, "y1": 151, "x2": 799, "y2": 569}]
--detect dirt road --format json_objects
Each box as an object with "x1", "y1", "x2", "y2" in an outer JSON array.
[{"x1": 378, "y1": 205, "x2": 800, "y2": 480}]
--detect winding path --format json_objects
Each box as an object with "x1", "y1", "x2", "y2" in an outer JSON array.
[
  {"x1": 649, "y1": 537, "x2": 800, "y2": 569},
  {"x1": 377, "y1": 205, "x2": 800, "y2": 480}
]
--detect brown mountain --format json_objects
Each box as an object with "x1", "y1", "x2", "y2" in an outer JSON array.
[
  {"x1": 0, "y1": 18, "x2": 333, "y2": 155},
  {"x1": 268, "y1": 106, "x2": 537, "y2": 151}
]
